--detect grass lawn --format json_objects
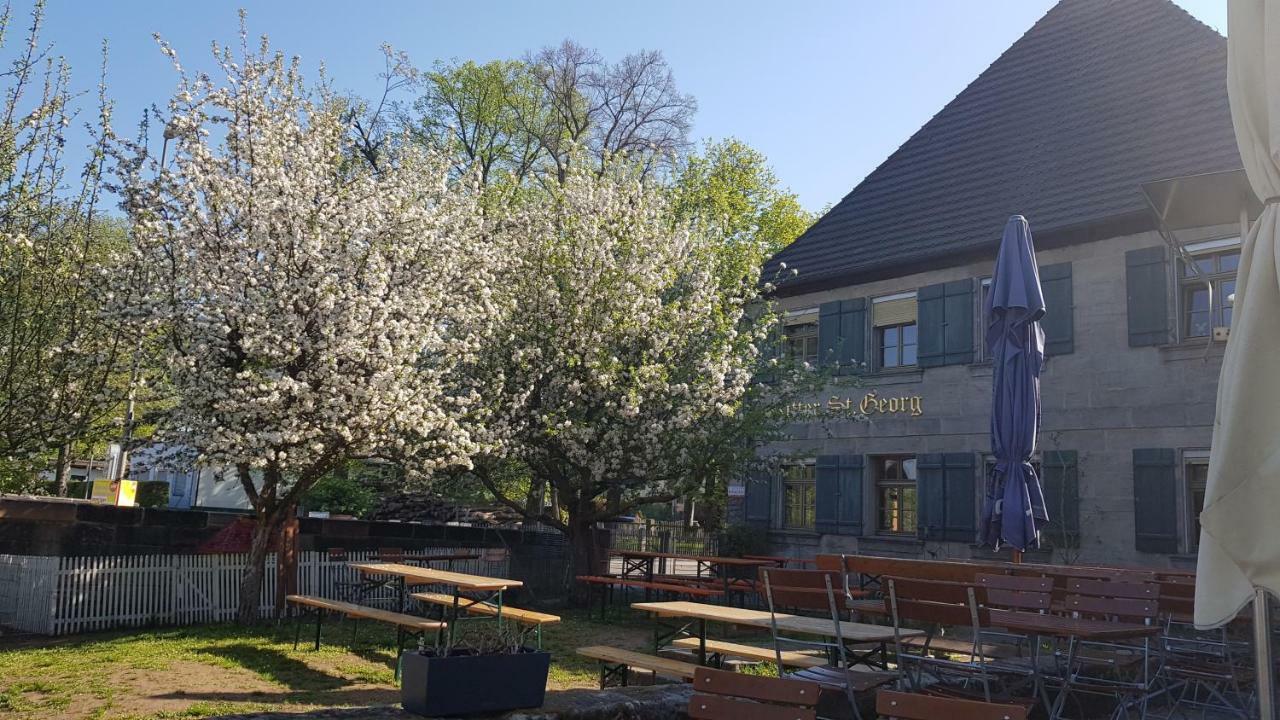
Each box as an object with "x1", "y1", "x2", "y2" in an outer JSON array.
[{"x1": 0, "y1": 609, "x2": 659, "y2": 720}]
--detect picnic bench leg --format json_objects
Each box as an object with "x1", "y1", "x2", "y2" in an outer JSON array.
[
  {"x1": 697, "y1": 618, "x2": 707, "y2": 666},
  {"x1": 394, "y1": 628, "x2": 405, "y2": 681},
  {"x1": 447, "y1": 587, "x2": 461, "y2": 648},
  {"x1": 313, "y1": 609, "x2": 323, "y2": 651},
  {"x1": 292, "y1": 607, "x2": 303, "y2": 650}
]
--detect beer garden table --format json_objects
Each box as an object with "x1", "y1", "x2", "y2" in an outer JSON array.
[
  {"x1": 611, "y1": 549, "x2": 776, "y2": 600},
  {"x1": 986, "y1": 609, "x2": 1163, "y2": 720},
  {"x1": 631, "y1": 600, "x2": 921, "y2": 666},
  {"x1": 348, "y1": 562, "x2": 522, "y2": 645}
]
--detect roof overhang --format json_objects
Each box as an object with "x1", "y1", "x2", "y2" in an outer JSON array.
[{"x1": 1140, "y1": 169, "x2": 1260, "y2": 232}]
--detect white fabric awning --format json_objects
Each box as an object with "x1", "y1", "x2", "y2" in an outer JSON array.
[{"x1": 1195, "y1": 0, "x2": 1280, "y2": 629}]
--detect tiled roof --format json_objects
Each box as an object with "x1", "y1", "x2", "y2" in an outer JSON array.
[{"x1": 769, "y1": 0, "x2": 1240, "y2": 294}]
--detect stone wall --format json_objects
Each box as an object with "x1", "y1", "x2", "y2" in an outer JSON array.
[{"x1": 757, "y1": 223, "x2": 1233, "y2": 570}]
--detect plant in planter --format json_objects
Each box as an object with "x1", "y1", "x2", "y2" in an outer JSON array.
[{"x1": 401, "y1": 622, "x2": 551, "y2": 717}]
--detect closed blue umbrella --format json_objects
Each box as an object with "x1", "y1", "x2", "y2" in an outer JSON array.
[{"x1": 980, "y1": 215, "x2": 1048, "y2": 554}]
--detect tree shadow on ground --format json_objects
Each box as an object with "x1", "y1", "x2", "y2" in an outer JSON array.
[
  {"x1": 148, "y1": 687, "x2": 401, "y2": 709},
  {"x1": 195, "y1": 643, "x2": 349, "y2": 691}
]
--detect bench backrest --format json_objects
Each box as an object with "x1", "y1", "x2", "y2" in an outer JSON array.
[
  {"x1": 689, "y1": 667, "x2": 818, "y2": 720},
  {"x1": 827, "y1": 553, "x2": 991, "y2": 586},
  {"x1": 975, "y1": 573, "x2": 1052, "y2": 611},
  {"x1": 1065, "y1": 578, "x2": 1160, "y2": 623},
  {"x1": 760, "y1": 569, "x2": 844, "y2": 612},
  {"x1": 876, "y1": 690, "x2": 1028, "y2": 720},
  {"x1": 377, "y1": 547, "x2": 404, "y2": 563},
  {"x1": 885, "y1": 577, "x2": 987, "y2": 628}
]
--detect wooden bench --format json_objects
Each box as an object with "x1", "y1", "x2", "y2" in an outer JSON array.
[
  {"x1": 689, "y1": 666, "x2": 820, "y2": 720},
  {"x1": 285, "y1": 594, "x2": 444, "y2": 678},
  {"x1": 876, "y1": 689, "x2": 1028, "y2": 720},
  {"x1": 578, "y1": 575, "x2": 723, "y2": 619},
  {"x1": 670, "y1": 637, "x2": 827, "y2": 668},
  {"x1": 578, "y1": 645, "x2": 700, "y2": 688},
  {"x1": 411, "y1": 591, "x2": 560, "y2": 647}
]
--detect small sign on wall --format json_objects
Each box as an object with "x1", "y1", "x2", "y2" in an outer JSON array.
[{"x1": 727, "y1": 484, "x2": 746, "y2": 498}]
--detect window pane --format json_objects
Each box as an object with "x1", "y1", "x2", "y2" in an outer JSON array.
[
  {"x1": 1187, "y1": 288, "x2": 1210, "y2": 311},
  {"x1": 902, "y1": 323, "x2": 917, "y2": 344},
  {"x1": 1220, "y1": 280, "x2": 1236, "y2": 327},
  {"x1": 1195, "y1": 258, "x2": 1215, "y2": 275},
  {"x1": 901, "y1": 486, "x2": 917, "y2": 534},
  {"x1": 882, "y1": 458, "x2": 899, "y2": 480},
  {"x1": 1187, "y1": 311, "x2": 1211, "y2": 338},
  {"x1": 902, "y1": 343, "x2": 917, "y2": 366},
  {"x1": 883, "y1": 326, "x2": 899, "y2": 346},
  {"x1": 883, "y1": 346, "x2": 898, "y2": 367},
  {"x1": 1219, "y1": 252, "x2": 1240, "y2": 273},
  {"x1": 902, "y1": 458, "x2": 918, "y2": 480}
]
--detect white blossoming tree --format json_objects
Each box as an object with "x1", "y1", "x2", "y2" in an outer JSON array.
[
  {"x1": 118, "y1": 27, "x2": 499, "y2": 622},
  {"x1": 468, "y1": 162, "x2": 811, "y2": 576}
]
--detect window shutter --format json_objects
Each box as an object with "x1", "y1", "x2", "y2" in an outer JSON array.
[
  {"x1": 1041, "y1": 450, "x2": 1079, "y2": 547},
  {"x1": 815, "y1": 456, "x2": 839, "y2": 534},
  {"x1": 744, "y1": 468, "x2": 773, "y2": 528},
  {"x1": 837, "y1": 455, "x2": 864, "y2": 536},
  {"x1": 918, "y1": 281, "x2": 974, "y2": 367},
  {"x1": 1126, "y1": 247, "x2": 1171, "y2": 347},
  {"x1": 1040, "y1": 262, "x2": 1074, "y2": 355},
  {"x1": 818, "y1": 299, "x2": 866, "y2": 371},
  {"x1": 1133, "y1": 448, "x2": 1178, "y2": 553},
  {"x1": 917, "y1": 453, "x2": 976, "y2": 542},
  {"x1": 917, "y1": 454, "x2": 945, "y2": 539}
]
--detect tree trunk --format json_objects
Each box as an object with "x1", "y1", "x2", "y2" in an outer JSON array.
[
  {"x1": 237, "y1": 507, "x2": 286, "y2": 624},
  {"x1": 53, "y1": 444, "x2": 71, "y2": 497},
  {"x1": 274, "y1": 506, "x2": 299, "y2": 618}
]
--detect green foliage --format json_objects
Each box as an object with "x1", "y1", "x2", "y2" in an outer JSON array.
[
  {"x1": 136, "y1": 480, "x2": 170, "y2": 508},
  {"x1": 717, "y1": 523, "x2": 772, "y2": 558},
  {"x1": 299, "y1": 465, "x2": 381, "y2": 518},
  {"x1": 671, "y1": 138, "x2": 815, "y2": 260}
]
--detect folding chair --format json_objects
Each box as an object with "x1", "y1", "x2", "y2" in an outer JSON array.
[
  {"x1": 1155, "y1": 580, "x2": 1254, "y2": 719},
  {"x1": 689, "y1": 666, "x2": 820, "y2": 720},
  {"x1": 876, "y1": 689, "x2": 1029, "y2": 720},
  {"x1": 1058, "y1": 578, "x2": 1162, "y2": 720},
  {"x1": 761, "y1": 568, "x2": 895, "y2": 720}
]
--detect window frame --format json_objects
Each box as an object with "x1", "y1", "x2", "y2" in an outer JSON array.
[
  {"x1": 781, "y1": 461, "x2": 817, "y2": 531},
  {"x1": 1177, "y1": 238, "x2": 1240, "y2": 342},
  {"x1": 875, "y1": 322, "x2": 918, "y2": 370},
  {"x1": 1183, "y1": 450, "x2": 1210, "y2": 553},
  {"x1": 872, "y1": 454, "x2": 918, "y2": 535}
]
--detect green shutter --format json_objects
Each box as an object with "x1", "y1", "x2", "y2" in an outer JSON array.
[
  {"x1": 942, "y1": 281, "x2": 975, "y2": 365},
  {"x1": 918, "y1": 281, "x2": 974, "y2": 367},
  {"x1": 1133, "y1": 448, "x2": 1178, "y2": 553},
  {"x1": 917, "y1": 454, "x2": 945, "y2": 538},
  {"x1": 744, "y1": 468, "x2": 772, "y2": 528},
  {"x1": 1040, "y1": 262, "x2": 1074, "y2": 355},
  {"x1": 1126, "y1": 246, "x2": 1171, "y2": 347},
  {"x1": 837, "y1": 455, "x2": 864, "y2": 536},
  {"x1": 1041, "y1": 450, "x2": 1079, "y2": 547},
  {"x1": 815, "y1": 456, "x2": 839, "y2": 534},
  {"x1": 917, "y1": 453, "x2": 975, "y2": 542},
  {"x1": 818, "y1": 299, "x2": 867, "y2": 371}
]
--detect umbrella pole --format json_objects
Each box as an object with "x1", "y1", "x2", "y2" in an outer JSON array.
[
  {"x1": 1255, "y1": 587, "x2": 1275, "y2": 719},
  {"x1": 1011, "y1": 549, "x2": 1023, "y2": 564}
]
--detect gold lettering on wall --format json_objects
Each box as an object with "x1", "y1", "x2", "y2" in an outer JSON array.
[{"x1": 791, "y1": 390, "x2": 925, "y2": 418}]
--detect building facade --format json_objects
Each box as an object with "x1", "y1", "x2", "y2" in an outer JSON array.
[{"x1": 734, "y1": 0, "x2": 1251, "y2": 570}]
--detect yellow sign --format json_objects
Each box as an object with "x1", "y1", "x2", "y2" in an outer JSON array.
[
  {"x1": 90, "y1": 479, "x2": 138, "y2": 507},
  {"x1": 787, "y1": 390, "x2": 924, "y2": 418}
]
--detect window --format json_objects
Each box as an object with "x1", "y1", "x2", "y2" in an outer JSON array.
[
  {"x1": 1185, "y1": 453, "x2": 1209, "y2": 550},
  {"x1": 784, "y1": 320, "x2": 819, "y2": 365},
  {"x1": 874, "y1": 455, "x2": 917, "y2": 534},
  {"x1": 1179, "y1": 241, "x2": 1240, "y2": 340},
  {"x1": 877, "y1": 323, "x2": 918, "y2": 369},
  {"x1": 782, "y1": 462, "x2": 816, "y2": 530},
  {"x1": 872, "y1": 292, "x2": 917, "y2": 369}
]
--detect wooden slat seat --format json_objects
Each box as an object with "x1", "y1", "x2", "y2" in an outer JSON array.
[
  {"x1": 576, "y1": 575, "x2": 724, "y2": 597},
  {"x1": 578, "y1": 645, "x2": 700, "y2": 687},
  {"x1": 410, "y1": 591, "x2": 561, "y2": 625},
  {"x1": 876, "y1": 689, "x2": 1029, "y2": 720},
  {"x1": 670, "y1": 637, "x2": 828, "y2": 668},
  {"x1": 788, "y1": 665, "x2": 897, "y2": 693},
  {"x1": 689, "y1": 666, "x2": 820, "y2": 720},
  {"x1": 285, "y1": 594, "x2": 443, "y2": 631},
  {"x1": 900, "y1": 635, "x2": 1017, "y2": 659}
]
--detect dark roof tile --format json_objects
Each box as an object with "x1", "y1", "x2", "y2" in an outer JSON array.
[{"x1": 769, "y1": 0, "x2": 1240, "y2": 294}]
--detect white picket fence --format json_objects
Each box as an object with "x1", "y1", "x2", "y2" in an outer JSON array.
[{"x1": 0, "y1": 549, "x2": 509, "y2": 636}]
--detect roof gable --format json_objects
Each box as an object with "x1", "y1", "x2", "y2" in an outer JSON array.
[{"x1": 771, "y1": 0, "x2": 1239, "y2": 293}]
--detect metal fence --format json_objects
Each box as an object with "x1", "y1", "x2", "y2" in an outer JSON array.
[
  {"x1": 0, "y1": 548, "x2": 513, "y2": 636},
  {"x1": 600, "y1": 520, "x2": 718, "y2": 555}
]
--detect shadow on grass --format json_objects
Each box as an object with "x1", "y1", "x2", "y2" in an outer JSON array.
[
  {"x1": 148, "y1": 686, "x2": 400, "y2": 708},
  {"x1": 195, "y1": 643, "x2": 349, "y2": 691}
]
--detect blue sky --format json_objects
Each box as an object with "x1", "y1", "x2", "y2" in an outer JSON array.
[{"x1": 31, "y1": 0, "x2": 1226, "y2": 212}]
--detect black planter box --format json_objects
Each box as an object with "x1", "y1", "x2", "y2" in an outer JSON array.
[{"x1": 400, "y1": 647, "x2": 551, "y2": 717}]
